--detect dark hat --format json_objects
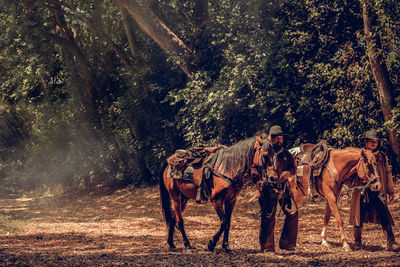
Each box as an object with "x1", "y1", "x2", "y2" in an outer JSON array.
[
  {"x1": 268, "y1": 125, "x2": 287, "y2": 136},
  {"x1": 363, "y1": 129, "x2": 380, "y2": 140}
]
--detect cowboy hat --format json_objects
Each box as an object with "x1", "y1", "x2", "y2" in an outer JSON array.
[
  {"x1": 268, "y1": 125, "x2": 288, "y2": 136},
  {"x1": 363, "y1": 129, "x2": 380, "y2": 140}
]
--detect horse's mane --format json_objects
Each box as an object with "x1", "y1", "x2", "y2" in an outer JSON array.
[
  {"x1": 334, "y1": 146, "x2": 363, "y2": 155},
  {"x1": 213, "y1": 137, "x2": 256, "y2": 179}
]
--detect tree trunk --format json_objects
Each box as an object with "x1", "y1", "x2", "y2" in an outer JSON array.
[
  {"x1": 362, "y1": 1, "x2": 400, "y2": 155},
  {"x1": 190, "y1": 0, "x2": 208, "y2": 52},
  {"x1": 75, "y1": 13, "x2": 131, "y2": 68},
  {"x1": 120, "y1": 6, "x2": 137, "y2": 59},
  {"x1": 194, "y1": 0, "x2": 208, "y2": 30},
  {"x1": 115, "y1": 0, "x2": 194, "y2": 77},
  {"x1": 47, "y1": 1, "x2": 99, "y2": 120}
]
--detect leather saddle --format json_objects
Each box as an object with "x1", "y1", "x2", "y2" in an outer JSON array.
[
  {"x1": 292, "y1": 141, "x2": 331, "y2": 196},
  {"x1": 166, "y1": 145, "x2": 224, "y2": 187},
  {"x1": 296, "y1": 141, "x2": 330, "y2": 177}
]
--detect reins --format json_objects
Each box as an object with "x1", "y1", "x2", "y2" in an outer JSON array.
[
  {"x1": 338, "y1": 156, "x2": 380, "y2": 203},
  {"x1": 356, "y1": 156, "x2": 380, "y2": 195}
]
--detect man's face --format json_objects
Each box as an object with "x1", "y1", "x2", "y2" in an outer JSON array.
[
  {"x1": 365, "y1": 139, "x2": 378, "y2": 150},
  {"x1": 270, "y1": 135, "x2": 284, "y2": 146}
]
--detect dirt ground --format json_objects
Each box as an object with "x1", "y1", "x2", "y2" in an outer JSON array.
[{"x1": 0, "y1": 182, "x2": 400, "y2": 266}]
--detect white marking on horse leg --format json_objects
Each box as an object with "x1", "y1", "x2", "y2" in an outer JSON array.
[
  {"x1": 321, "y1": 227, "x2": 329, "y2": 247},
  {"x1": 321, "y1": 227, "x2": 326, "y2": 238},
  {"x1": 343, "y1": 241, "x2": 352, "y2": 252}
]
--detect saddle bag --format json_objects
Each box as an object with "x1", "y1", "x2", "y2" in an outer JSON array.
[
  {"x1": 175, "y1": 149, "x2": 188, "y2": 158},
  {"x1": 167, "y1": 154, "x2": 187, "y2": 170},
  {"x1": 167, "y1": 165, "x2": 194, "y2": 181}
]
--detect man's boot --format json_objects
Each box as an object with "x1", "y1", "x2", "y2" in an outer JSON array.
[
  {"x1": 383, "y1": 224, "x2": 400, "y2": 251},
  {"x1": 354, "y1": 226, "x2": 362, "y2": 250}
]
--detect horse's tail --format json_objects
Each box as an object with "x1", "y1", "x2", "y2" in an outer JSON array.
[{"x1": 159, "y1": 161, "x2": 174, "y2": 227}]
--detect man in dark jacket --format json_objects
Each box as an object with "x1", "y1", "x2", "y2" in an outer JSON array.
[
  {"x1": 258, "y1": 125, "x2": 298, "y2": 252},
  {"x1": 349, "y1": 129, "x2": 399, "y2": 251}
]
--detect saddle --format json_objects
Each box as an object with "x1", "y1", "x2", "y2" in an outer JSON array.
[
  {"x1": 296, "y1": 141, "x2": 330, "y2": 177},
  {"x1": 293, "y1": 141, "x2": 331, "y2": 196},
  {"x1": 166, "y1": 145, "x2": 225, "y2": 202}
]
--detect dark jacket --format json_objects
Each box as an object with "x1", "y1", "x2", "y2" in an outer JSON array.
[{"x1": 349, "y1": 151, "x2": 394, "y2": 226}]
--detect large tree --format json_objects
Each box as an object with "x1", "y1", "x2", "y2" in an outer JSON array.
[
  {"x1": 362, "y1": 0, "x2": 400, "y2": 155},
  {"x1": 115, "y1": 0, "x2": 195, "y2": 77}
]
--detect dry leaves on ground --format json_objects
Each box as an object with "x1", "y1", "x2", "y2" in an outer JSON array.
[{"x1": 0, "y1": 183, "x2": 400, "y2": 266}]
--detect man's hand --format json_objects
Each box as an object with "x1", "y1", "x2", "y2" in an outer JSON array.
[{"x1": 279, "y1": 171, "x2": 291, "y2": 181}]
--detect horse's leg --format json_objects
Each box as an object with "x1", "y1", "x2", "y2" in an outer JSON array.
[
  {"x1": 207, "y1": 197, "x2": 226, "y2": 252},
  {"x1": 321, "y1": 201, "x2": 332, "y2": 247},
  {"x1": 221, "y1": 197, "x2": 237, "y2": 253},
  {"x1": 172, "y1": 195, "x2": 194, "y2": 250},
  {"x1": 167, "y1": 213, "x2": 176, "y2": 250},
  {"x1": 324, "y1": 189, "x2": 351, "y2": 251},
  {"x1": 160, "y1": 169, "x2": 177, "y2": 250},
  {"x1": 181, "y1": 197, "x2": 196, "y2": 250}
]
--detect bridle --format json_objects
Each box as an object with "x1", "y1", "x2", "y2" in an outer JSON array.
[
  {"x1": 356, "y1": 154, "x2": 381, "y2": 193},
  {"x1": 252, "y1": 137, "x2": 277, "y2": 186},
  {"x1": 252, "y1": 136, "x2": 291, "y2": 194}
]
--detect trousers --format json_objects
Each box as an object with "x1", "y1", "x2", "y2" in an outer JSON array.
[{"x1": 258, "y1": 183, "x2": 298, "y2": 252}]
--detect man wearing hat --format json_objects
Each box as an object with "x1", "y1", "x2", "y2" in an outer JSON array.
[
  {"x1": 349, "y1": 129, "x2": 399, "y2": 251},
  {"x1": 258, "y1": 125, "x2": 298, "y2": 252}
]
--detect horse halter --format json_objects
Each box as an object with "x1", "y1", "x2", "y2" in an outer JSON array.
[
  {"x1": 357, "y1": 153, "x2": 381, "y2": 192},
  {"x1": 252, "y1": 137, "x2": 280, "y2": 188}
]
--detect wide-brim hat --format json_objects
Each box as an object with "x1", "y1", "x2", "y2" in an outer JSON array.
[
  {"x1": 363, "y1": 129, "x2": 380, "y2": 140},
  {"x1": 268, "y1": 125, "x2": 288, "y2": 136}
]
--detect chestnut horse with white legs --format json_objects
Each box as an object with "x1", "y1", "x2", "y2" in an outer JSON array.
[
  {"x1": 290, "y1": 146, "x2": 381, "y2": 251},
  {"x1": 159, "y1": 137, "x2": 278, "y2": 252}
]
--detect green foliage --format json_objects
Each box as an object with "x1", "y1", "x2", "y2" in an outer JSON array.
[
  {"x1": 0, "y1": 0, "x2": 400, "y2": 192},
  {"x1": 0, "y1": 213, "x2": 21, "y2": 233}
]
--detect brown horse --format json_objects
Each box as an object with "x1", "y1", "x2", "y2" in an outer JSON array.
[
  {"x1": 159, "y1": 137, "x2": 277, "y2": 252},
  {"x1": 290, "y1": 147, "x2": 381, "y2": 251}
]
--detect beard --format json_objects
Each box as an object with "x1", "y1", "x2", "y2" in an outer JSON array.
[{"x1": 273, "y1": 143, "x2": 282, "y2": 151}]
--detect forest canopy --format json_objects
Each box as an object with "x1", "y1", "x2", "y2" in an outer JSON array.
[{"x1": 0, "y1": 0, "x2": 399, "y2": 191}]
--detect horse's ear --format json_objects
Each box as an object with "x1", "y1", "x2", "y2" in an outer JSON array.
[{"x1": 256, "y1": 136, "x2": 264, "y2": 144}]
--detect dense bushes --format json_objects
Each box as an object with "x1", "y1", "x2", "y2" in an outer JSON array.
[{"x1": 0, "y1": 0, "x2": 399, "y2": 191}]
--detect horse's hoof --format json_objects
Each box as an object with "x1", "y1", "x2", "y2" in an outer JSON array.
[
  {"x1": 185, "y1": 246, "x2": 196, "y2": 253},
  {"x1": 207, "y1": 241, "x2": 215, "y2": 252},
  {"x1": 353, "y1": 243, "x2": 362, "y2": 250},
  {"x1": 343, "y1": 243, "x2": 352, "y2": 252},
  {"x1": 280, "y1": 246, "x2": 296, "y2": 251},
  {"x1": 321, "y1": 240, "x2": 330, "y2": 247},
  {"x1": 386, "y1": 242, "x2": 400, "y2": 252},
  {"x1": 168, "y1": 246, "x2": 177, "y2": 252},
  {"x1": 261, "y1": 248, "x2": 275, "y2": 253},
  {"x1": 222, "y1": 245, "x2": 232, "y2": 253}
]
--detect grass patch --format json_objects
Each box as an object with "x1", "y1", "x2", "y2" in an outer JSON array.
[{"x1": 0, "y1": 213, "x2": 22, "y2": 233}]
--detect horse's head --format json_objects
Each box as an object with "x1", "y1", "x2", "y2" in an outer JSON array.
[
  {"x1": 357, "y1": 149, "x2": 382, "y2": 192},
  {"x1": 252, "y1": 137, "x2": 279, "y2": 189},
  {"x1": 261, "y1": 142, "x2": 280, "y2": 183}
]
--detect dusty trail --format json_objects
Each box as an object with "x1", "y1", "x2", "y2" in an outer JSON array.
[{"x1": 0, "y1": 184, "x2": 399, "y2": 266}]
